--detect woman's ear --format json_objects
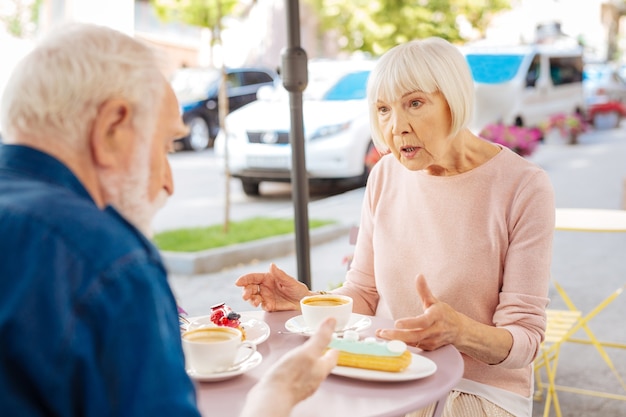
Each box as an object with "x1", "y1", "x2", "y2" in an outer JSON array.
[{"x1": 90, "y1": 98, "x2": 134, "y2": 168}]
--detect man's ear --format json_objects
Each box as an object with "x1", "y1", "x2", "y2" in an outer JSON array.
[{"x1": 90, "y1": 98, "x2": 134, "y2": 168}]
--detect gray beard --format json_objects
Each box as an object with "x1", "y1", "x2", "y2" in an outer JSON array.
[{"x1": 100, "y1": 160, "x2": 165, "y2": 238}]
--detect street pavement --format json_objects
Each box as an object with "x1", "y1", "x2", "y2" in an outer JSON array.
[{"x1": 168, "y1": 125, "x2": 626, "y2": 417}]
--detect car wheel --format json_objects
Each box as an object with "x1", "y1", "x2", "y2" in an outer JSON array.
[
  {"x1": 183, "y1": 116, "x2": 210, "y2": 151},
  {"x1": 241, "y1": 179, "x2": 261, "y2": 196}
]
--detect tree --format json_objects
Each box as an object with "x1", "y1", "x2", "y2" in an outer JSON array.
[
  {"x1": 458, "y1": 0, "x2": 511, "y2": 38},
  {"x1": 0, "y1": 0, "x2": 42, "y2": 38},
  {"x1": 306, "y1": 0, "x2": 511, "y2": 55},
  {"x1": 151, "y1": 0, "x2": 241, "y2": 232},
  {"x1": 151, "y1": 0, "x2": 239, "y2": 66}
]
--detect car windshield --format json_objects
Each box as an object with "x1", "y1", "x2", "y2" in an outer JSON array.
[
  {"x1": 322, "y1": 71, "x2": 370, "y2": 100},
  {"x1": 303, "y1": 65, "x2": 371, "y2": 101},
  {"x1": 466, "y1": 54, "x2": 525, "y2": 84},
  {"x1": 170, "y1": 68, "x2": 220, "y2": 101},
  {"x1": 258, "y1": 62, "x2": 373, "y2": 102}
]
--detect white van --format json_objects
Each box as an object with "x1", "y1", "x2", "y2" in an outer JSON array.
[{"x1": 463, "y1": 44, "x2": 585, "y2": 133}]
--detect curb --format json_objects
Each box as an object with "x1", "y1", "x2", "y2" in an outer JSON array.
[{"x1": 160, "y1": 222, "x2": 353, "y2": 275}]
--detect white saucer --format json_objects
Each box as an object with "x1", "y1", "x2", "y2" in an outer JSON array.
[
  {"x1": 186, "y1": 351, "x2": 263, "y2": 382},
  {"x1": 284, "y1": 313, "x2": 372, "y2": 336},
  {"x1": 331, "y1": 352, "x2": 437, "y2": 382},
  {"x1": 188, "y1": 314, "x2": 270, "y2": 345}
]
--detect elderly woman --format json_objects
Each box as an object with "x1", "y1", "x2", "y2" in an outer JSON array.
[{"x1": 236, "y1": 37, "x2": 554, "y2": 417}]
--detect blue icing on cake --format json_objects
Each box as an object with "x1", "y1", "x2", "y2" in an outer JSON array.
[{"x1": 328, "y1": 332, "x2": 407, "y2": 357}]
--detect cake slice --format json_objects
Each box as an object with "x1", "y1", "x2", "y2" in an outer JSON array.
[{"x1": 329, "y1": 331, "x2": 412, "y2": 372}]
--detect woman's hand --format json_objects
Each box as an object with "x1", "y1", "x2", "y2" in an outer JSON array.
[
  {"x1": 376, "y1": 274, "x2": 513, "y2": 364},
  {"x1": 235, "y1": 263, "x2": 312, "y2": 311},
  {"x1": 376, "y1": 274, "x2": 462, "y2": 350}
]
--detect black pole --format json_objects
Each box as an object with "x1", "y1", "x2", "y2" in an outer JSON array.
[{"x1": 281, "y1": 0, "x2": 311, "y2": 287}]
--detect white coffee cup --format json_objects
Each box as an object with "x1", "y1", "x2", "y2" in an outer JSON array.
[
  {"x1": 300, "y1": 294, "x2": 353, "y2": 331},
  {"x1": 182, "y1": 326, "x2": 256, "y2": 374}
]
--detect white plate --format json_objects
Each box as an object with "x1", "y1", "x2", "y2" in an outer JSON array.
[
  {"x1": 187, "y1": 314, "x2": 270, "y2": 345},
  {"x1": 284, "y1": 313, "x2": 372, "y2": 336},
  {"x1": 186, "y1": 351, "x2": 263, "y2": 382},
  {"x1": 330, "y1": 352, "x2": 437, "y2": 382}
]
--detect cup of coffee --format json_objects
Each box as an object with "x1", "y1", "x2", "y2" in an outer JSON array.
[
  {"x1": 300, "y1": 294, "x2": 353, "y2": 331},
  {"x1": 182, "y1": 326, "x2": 256, "y2": 374}
]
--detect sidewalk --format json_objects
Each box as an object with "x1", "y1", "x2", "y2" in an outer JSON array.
[
  {"x1": 161, "y1": 186, "x2": 364, "y2": 275},
  {"x1": 168, "y1": 126, "x2": 626, "y2": 417},
  {"x1": 168, "y1": 186, "x2": 365, "y2": 314}
]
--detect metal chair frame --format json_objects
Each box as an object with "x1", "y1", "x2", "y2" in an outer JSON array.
[{"x1": 534, "y1": 281, "x2": 626, "y2": 417}]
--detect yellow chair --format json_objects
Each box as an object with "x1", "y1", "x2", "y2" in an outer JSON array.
[
  {"x1": 536, "y1": 208, "x2": 626, "y2": 410},
  {"x1": 534, "y1": 308, "x2": 582, "y2": 417},
  {"x1": 534, "y1": 281, "x2": 626, "y2": 417}
]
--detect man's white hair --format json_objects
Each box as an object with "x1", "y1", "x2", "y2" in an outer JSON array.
[{"x1": 0, "y1": 22, "x2": 165, "y2": 148}]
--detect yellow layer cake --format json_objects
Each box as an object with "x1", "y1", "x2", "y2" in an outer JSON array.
[{"x1": 329, "y1": 332, "x2": 412, "y2": 372}]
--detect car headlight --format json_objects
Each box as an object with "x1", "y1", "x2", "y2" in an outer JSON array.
[{"x1": 309, "y1": 121, "x2": 351, "y2": 140}]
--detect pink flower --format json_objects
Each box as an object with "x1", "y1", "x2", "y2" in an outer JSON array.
[
  {"x1": 479, "y1": 123, "x2": 542, "y2": 156},
  {"x1": 539, "y1": 113, "x2": 589, "y2": 137}
]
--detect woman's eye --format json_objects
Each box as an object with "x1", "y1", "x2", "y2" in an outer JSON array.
[
  {"x1": 410, "y1": 100, "x2": 421, "y2": 108},
  {"x1": 377, "y1": 106, "x2": 389, "y2": 115}
]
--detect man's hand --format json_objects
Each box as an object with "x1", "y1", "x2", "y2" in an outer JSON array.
[{"x1": 240, "y1": 317, "x2": 339, "y2": 417}]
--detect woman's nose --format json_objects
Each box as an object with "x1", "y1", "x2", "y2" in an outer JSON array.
[{"x1": 391, "y1": 111, "x2": 410, "y2": 136}]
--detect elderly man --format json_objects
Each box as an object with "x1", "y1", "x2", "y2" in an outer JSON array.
[{"x1": 0, "y1": 23, "x2": 337, "y2": 417}]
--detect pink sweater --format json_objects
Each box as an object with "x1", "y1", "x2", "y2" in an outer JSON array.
[{"x1": 335, "y1": 146, "x2": 554, "y2": 403}]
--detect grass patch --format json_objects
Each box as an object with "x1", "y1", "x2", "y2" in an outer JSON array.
[{"x1": 153, "y1": 217, "x2": 335, "y2": 252}]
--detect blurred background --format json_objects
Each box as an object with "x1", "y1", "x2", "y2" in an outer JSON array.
[
  {"x1": 3, "y1": 0, "x2": 626, "y2": 205},
  {"x1": 3, "y1": 0, "x2": 626, "y2": 220},
  {"x1": 1, "y1": 0, "x2": 621, "y2": 75},
  {"x1": 3, "y1": 1, "x2": 626, "y2": 148},
  {"x1": 1, "y1": 1, "x2": 624, "y2": 71}
]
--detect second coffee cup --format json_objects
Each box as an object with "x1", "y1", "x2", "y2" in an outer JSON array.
[
  {"x1": 300, "y1": 294, "x2": 353, "y2": 331},
  {"x1": 182, "y1": 326, "x2": 256, "y2": 374}
]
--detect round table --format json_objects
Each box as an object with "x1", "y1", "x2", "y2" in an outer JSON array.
[
  {"x1": 194, "y1": 310, "x2": 464, "y2": 417},
  {"x1": 555, "y1": 208, "x2": 626, "y2": 232}
]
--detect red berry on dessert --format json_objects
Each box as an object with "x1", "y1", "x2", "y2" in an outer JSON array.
[{"x1": 209, "y1": 303, "x2": 246, "y2": 339}]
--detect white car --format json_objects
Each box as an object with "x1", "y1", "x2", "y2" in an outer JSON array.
[
  {"x1": 462, "y1": 43, "x2": 585, "y2": 133},
  {"x1": 583, "y1": 62, "x2": 626, "y2": 105},
  {"x1": 583, "y1": 63, "x2": 626, "y2": 129},
  {"x1": 214, "y1": 60, "x2": 379, "y2": 196}
]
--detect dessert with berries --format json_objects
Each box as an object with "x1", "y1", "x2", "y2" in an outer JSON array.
[{"x1": 209, "y1": 302, "x2": 246, "y2": 339}]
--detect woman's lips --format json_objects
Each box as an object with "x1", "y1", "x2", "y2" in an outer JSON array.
[{"x1": 400, "y1": 146, "x2": 419, "y2": 158}]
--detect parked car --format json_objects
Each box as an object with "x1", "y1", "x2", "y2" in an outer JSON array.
[
  {"x1": 171, "y1": 66, "x2": 279, "y2": 151},
  {"x1": 214, "y1": 59, "x2": 380, "y2": 196},
  {"x1": 583, "y1": 62, "x2": 626, "y2": 104},
  {"x1": 462, "y1": 43, "x2": 585, "y2": 133},
  {"x1": 583, "y1": 62, "x2": 626, "y2": 129}
]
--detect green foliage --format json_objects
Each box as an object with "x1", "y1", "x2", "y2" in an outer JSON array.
[
  {"x1": 150, "y1": 0, "x2": 239, "y2": 31},
  {"x1": 305, "y1": 0, "x2": 511, "y2": 55},
  {"x1": 153, "y1": 217, "x2": 335, "y2": 252},
  {"x1": 459, "y1": 0, "x2": 511, "y2": 36},
  {"x1": 0, "y1": 0, "x2": 42, "y2": 38}
]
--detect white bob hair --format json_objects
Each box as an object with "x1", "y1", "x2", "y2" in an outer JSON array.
[
  {"x1": 0, "y1": 23, "x2": 165, "y2": 148},
  {"x1": 367, "y1": 37, "x2": 474, "y2": 152}
]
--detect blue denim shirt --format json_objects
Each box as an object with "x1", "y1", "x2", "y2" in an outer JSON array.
[{"x1": 0, "y1": 144, "x2": 201, "y2": 417}]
